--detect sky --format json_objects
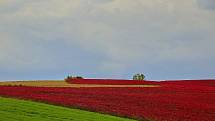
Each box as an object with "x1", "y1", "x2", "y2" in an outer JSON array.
[{"x1": 0, "y1": 0, "x2": 215, "y2": 81}]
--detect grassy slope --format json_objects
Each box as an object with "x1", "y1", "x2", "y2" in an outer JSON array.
[{"x1": 0, "y1": 97, "x2": 136, "y2": 121}]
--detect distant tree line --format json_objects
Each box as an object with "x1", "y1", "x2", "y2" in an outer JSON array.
[{"x1": 66, "y1": 75, "x2": 83, "y2": 79}]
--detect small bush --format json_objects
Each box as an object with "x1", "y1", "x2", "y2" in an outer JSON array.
[{"x1": 66, "y1": 75, "x2": 83, "y2": 80}]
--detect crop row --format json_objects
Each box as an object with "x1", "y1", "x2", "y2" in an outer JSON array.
[{"x1": 0, "y1": 80, "x2": 215, "y2": 121}]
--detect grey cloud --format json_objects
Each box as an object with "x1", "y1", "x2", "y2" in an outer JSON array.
[{"x1": 197, "y1": 0, "x2": 215, "y2": 10}]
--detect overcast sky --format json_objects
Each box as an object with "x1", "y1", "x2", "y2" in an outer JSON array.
[{"x1": 0, "y1": 0, "x2": 215, "y2": 81}]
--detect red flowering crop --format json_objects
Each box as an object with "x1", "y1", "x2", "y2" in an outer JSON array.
[
  {"x1": 66, "y1": 78, "x2": 160, "y2": 85},
  {"x1": 0, "y1": 80, "x2": 214, "y2": 121}
]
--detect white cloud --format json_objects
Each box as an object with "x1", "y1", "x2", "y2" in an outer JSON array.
[{"x1": 0, "y1": 0, "x2": 215, "y2": 74}]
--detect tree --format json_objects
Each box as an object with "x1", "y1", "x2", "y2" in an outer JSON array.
[{"x1": 133, "y1": 73, "x2": 145, "y2": 80}]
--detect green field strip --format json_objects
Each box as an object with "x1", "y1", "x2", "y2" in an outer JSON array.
[{"x1": 0, "y1": 97, "x2": 136, "y2": 121}]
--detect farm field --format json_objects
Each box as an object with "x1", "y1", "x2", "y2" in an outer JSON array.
[
  {"x1": 65, "y1": 78, "x2": 160, "y2": 85},
  {"x1": 0, "y1": 79, "x2": 215, "y2": 121},
  {"x1": 0, "y1": 96, "x2": 135, "y2": 121},
  {"x1": 0, "y1": 80, "x2": 157, "y2": 88}
]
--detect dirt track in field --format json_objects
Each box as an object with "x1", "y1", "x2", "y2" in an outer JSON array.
[{"x1": 0, "y1": 80, "x2": 158, "y2": 88}]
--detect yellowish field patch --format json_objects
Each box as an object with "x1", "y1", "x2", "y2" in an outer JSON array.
[{"x1": 0, "y1": 80, "x2": 159, "y2": 88}]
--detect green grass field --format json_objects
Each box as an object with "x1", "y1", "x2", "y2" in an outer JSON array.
[{"x1": 0, "y1": 97, "x2": 136, "y2": 121}]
